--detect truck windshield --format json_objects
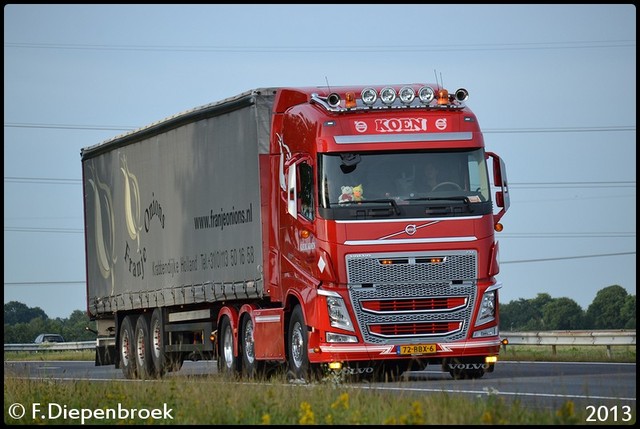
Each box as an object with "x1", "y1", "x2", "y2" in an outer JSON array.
[{"x1": 318, "y1": 149, "x2": 492, "y2": 220}]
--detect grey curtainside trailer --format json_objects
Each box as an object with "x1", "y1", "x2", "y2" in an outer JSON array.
[{"x1": 81, "y1": 88, "x2": 276, "y2": 319}]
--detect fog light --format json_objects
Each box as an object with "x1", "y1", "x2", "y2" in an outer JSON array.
[{"x1": 328, "y1": 361, "x2": 342, "y2": 370}]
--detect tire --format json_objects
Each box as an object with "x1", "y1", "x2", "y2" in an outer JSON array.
[
  {"x1": 287, "y1": 305, "x2": 311, "y2": 381},
  {"x1": 240, "y1": 315, "x2": 263, "y2": 378},
  {"x1": 134, "y1": 314, "x2": 155, "y2": 379},
  {"x1": 217, "y1": 316, "x2": 238, "y2": 377},
  {"x1": 150, "y1": 308, "x2": 167, "y2": 376},
  {"x1": 119, "y1": 315, "x2": 137, "y2": 379}
]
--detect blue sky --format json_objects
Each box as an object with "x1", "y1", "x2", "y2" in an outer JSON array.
[{"x1": 4, "y1": 4, "x2": 636, "y2": 319}]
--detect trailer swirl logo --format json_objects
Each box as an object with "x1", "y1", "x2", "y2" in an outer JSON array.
[
  {"x1": 87, "y1": 163, "x2": 117, "y2": 294},
  {"x1": 120, "y1": 154, "x2": 142, "y2": 251}
]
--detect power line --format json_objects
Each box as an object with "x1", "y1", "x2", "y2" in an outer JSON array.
[
  {"x1": 3, "y1": 122, "x2": 636, "y2": 134},
  {"x1": 4, "y1": 281, "x2": 85, "y2": 286},
  {"x1": 3, "y1": 226, "x2": 634, "y2": 240},
  {"x1": 501, "y1": 233, "x2": 635, "y2": 239},
  {"x1": 483, "y1": 126, "x2": 635, "y2": 134},
  {"x1": 4, "y1": 176, "x2": 635, "y2": 189},
  {"x1": 4, "y1": 177, "x2": 81, "y2": 184},
  {"x1": 4, "y1": 40, "x2": 636, "y2": 53},
  {"x1": 3, "y1": 122, "x2": 135, "y2": 131},
  {"x1": 4, "y1": 251, "x2": 636, "y2": 286},
  {"x1": 509, "y1": 182, "x2": 636, "y2": 188},
  {"x1": 502, "y1": 251, "x2": 636, "y2": 264},
  {"x1": 4, "y1": 227, "x2": 83, "y2": 234}
]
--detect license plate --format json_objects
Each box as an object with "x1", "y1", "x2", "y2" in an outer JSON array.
[{"x1": 398, "y1": 344, "x2": 437, "y2": 355}]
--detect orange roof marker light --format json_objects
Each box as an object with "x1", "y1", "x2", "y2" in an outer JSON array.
[
  {"x1": 345, "y1": 92, "x2": 357, "y2": 109},
  {"x1": 437, "y1": 88, "x2": 449, "y2": 105}
]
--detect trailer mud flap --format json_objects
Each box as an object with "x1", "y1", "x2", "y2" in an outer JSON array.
[{"x1": 96, "y1": 343, "x2": 116, "y2": 366}]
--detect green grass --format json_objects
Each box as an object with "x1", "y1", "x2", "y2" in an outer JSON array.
[
  {"x1": 4, "y1": 350, "x2": 96, "y2": 361},
  {"x1": 4, "y1": 375, "x2": 601, "y2": 425},
  {"x1": 4, "y1": 346, "x2": 635, "y2": 425}
]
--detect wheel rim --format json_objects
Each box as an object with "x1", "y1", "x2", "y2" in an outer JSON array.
[
  {"x1": 121, "y1": 330, "x2": 132, "y2": 367},
  {"x1": 291, "y1": 321, "x2": 304, "y2": 368},
  {"x1": 243, "y1": 319, "x2": 255, "y2": 364},
  {"x1": 152, "y1": 319, "x2": 162, "y2": 360},
  {"x1": 222, "y1": 325, "x2": 234, "y2": 369},
  {"x1": 136, "y1": 327, "x2": 146, "y2": 367}
]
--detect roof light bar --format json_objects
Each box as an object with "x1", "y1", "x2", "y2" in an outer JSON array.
[
  {"x1": 418, "y1": 86, "x2": 435, "y2": 103},
  {"x1": 311, "y1": 84, "x2": 467, "y2": 112},
  {"x1": 361, "y1": 87, "x2": 377, "y2": 105},
  {"x1": 399, "y1": 86, "x2": 415, "y2": 104},
  {"x1": 380, "y1": 87, "x2": 396, "y2": 105}
]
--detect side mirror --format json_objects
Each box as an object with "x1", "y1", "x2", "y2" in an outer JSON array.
[
  {"x1": 486, "y1": 152, "x2": 510, "y2": 222},
  {"x1": 287, "y1": 164, "x2": 297, "y2": 218}
]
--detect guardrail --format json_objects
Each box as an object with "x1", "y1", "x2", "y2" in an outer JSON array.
[
  {"x1": 3, "y1": 330, "x2": 636, "y2": 356},
  {"x1": 501, "y1": 330, "x2": 636, "y2": 358},
  {"x1": 3, "y1": 341, "x2": 95, "y2": 352}
]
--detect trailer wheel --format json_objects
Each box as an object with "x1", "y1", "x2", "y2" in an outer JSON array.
[
  {"x1": 150, "y1": 308, "x2": 167, "y2": 376},
  {"x1": 217, "y1": 316, "x2": 238, "y2": 377},
  {"x1": 240, "y1": 315, "x2": 264, "y2": 378},
  {"x1": 119, "y1": 315, "x2": 137, "y2": 379},
  {"x1": 134, "y1": 314, "x2": 155, "y2": 379},
  {"x1": 287, "y1": 305, "x2": 310, "y2": 381}
]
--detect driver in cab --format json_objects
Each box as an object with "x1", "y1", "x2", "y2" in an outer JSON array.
[
  {"x1": 423, "y1": 160, "x2": 440, "y2": 191},
  {"x1": 421, "y1": 160, "x2": 462, "y2": 193}
]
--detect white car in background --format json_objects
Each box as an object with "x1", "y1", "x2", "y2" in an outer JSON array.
[{"x1": 34, "y1": 333, "x2": 65, "y2": 343}]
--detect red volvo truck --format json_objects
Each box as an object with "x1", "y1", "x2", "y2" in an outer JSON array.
[{"x1": 81, "y1": 83, "x2": 510, "y2": 381}]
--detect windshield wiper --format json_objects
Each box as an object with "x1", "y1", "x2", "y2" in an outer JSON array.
[
  {"x1": 406, "y1": 196, "x2": 474, "y2": 213},
  {"x1": 406, "y1": 195, "x2": 470, "y2": 202},
  {"x1": 335, "y1": 199, "x2": 401, "y2": 215}
]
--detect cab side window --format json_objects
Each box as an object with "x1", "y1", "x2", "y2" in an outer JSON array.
[{"x1": 298, "y1": 162, "x2": 314, "y2": 221}]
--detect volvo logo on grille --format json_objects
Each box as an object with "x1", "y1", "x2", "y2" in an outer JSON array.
[{"x1": 405, "y1": 224, "x2": 417, "y2": 235}]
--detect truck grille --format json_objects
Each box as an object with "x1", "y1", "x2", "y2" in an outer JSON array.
[{"x1": 346, "y1": 251, "x2": 477, "y2": 344}]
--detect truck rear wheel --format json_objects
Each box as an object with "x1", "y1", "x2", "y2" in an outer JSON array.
[
  {"x1": 119, "y1": 315, "x2": 137, "y2": 379},
  {"x1": 217, "y1": 316, "x2": 238, "y2": 377},
  {"x1": 150, "y1": 308, "x2": 167, "y2": 376},
  {"x1": 287, "y1": 305, "x2": 311, "y2": 381},
  {"x1": 240, "y1": 315, "x2": 263, "y2": 378},
  {"x1": 134, "y1": 314, "x2": 155, "y2": 379}
]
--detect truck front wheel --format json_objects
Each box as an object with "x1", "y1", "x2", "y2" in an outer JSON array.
[{"x1": 287, "y1": 306, "x2": 311, "y2": 381}]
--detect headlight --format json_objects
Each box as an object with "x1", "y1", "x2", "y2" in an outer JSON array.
[
  {"x1": 326, "y1": 332, "x2": 358, "y2": 343},
  {"x1": 475, "y1": 289, "x2": 496, "y2": 326},
  {"x1": 326, "y1": 296, "x2": 355, "y2": 332}
]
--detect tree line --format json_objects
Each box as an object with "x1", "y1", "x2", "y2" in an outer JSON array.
[
  {"x1": 3, "y1": 285, "x2": 636, "y2": 344},
  {"x1": 500, "y1": 285, "x2": 635, "y2": 331},
  {"x1": 3, "y1": 302, "x2": 97, "y2": 344}
]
